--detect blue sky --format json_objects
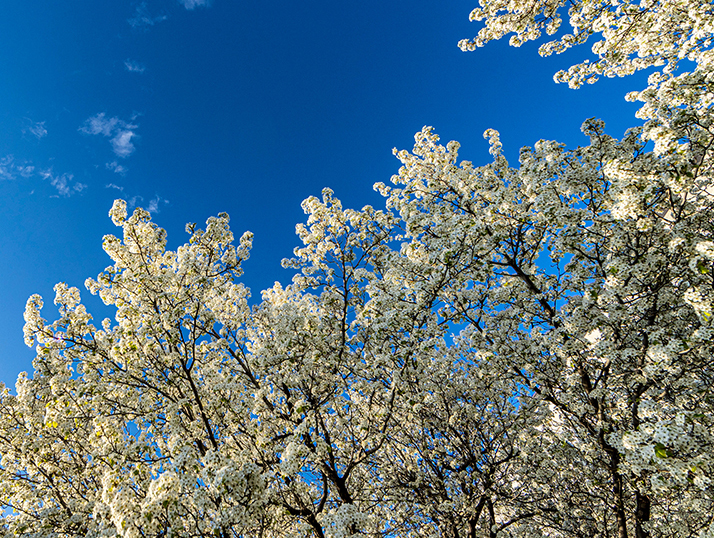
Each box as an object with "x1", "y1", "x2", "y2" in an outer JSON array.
[{"x1": 0, "y1": 0, "x2": 648, "y2": 386}]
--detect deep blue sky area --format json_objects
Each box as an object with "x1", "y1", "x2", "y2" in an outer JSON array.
[{"x1": 1, "y1": 0, "x2": 649, "y2": 386}]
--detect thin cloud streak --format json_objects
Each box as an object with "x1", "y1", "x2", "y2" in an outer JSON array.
[
  {"x1": 1, "y1": 155, "x2": 86, "y2": 198},
  {"x1": 39, "y1": 169, "x2": 87, "y2": 197},
  {"x1": 23, "y1": 119, "x2": 48, "y2": 140},
  {"x1": 179, "y1": 0, "x2": 212, "y2": 9},
  {"x1": 124, "y1": 59, "x2": 146, "y2": 73},
  {"x1": 128, "y1": 2, "x2": 167, "y2": 28}
]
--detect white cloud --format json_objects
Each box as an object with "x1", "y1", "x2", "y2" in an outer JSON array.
[
  {"x1": 72, "y1": 182, "x2": 87, "y2": 194},
  {"x1": 51, "y1": 174, "x2": 71, "y2": 196},
  {"x1": 106, "y1": 183, "x2": 125, "y2": 191},
  {"x1": 147, "y1": 195, "x2": 165, "y2": 213},
  {"x1": 18, "y1": 165, "x2": 35, "y2": 178},
  {"x1": 80, "y1": 113, "x2": 120, "y2": 137},
  {"x1": 80, "y1": 113, "x2": 139, "y2": 159},
  {"x1": 128, "y1": 2, "x2": 168, "y2": 28},
  {"x1": 127, "y1": 194, "x2": 168, "y2": 213},
  {"x1": 1, "y1": 154, "x2": 89, "y2": 199},
  {"x1": 0, "y1": 155, "x2": 35, "y2": 180},
  {"x1": 40, "y1": 169, "x2": 86, "y2": 197},
  {"x1": 179, "y1": 0, "x2": 211, "y2": 9},
  {"x1": 128, "y1": 195, "x2": 144, "y2": 209},
  {"x1": 0, "y1": 156, "x2": 16, "y2": 181},
  {"x1": 106, "y1": 161, "x2": 128, "y2": 175},
  {"x1": 23, "y1": 119, "x2": 48, "y2": 140},
  {"x1": 124, "y1": 59, "x2": 146, "y2": 73},
  {"x1": 111, "y1": 131, "x2": 136, "y2": 158}
]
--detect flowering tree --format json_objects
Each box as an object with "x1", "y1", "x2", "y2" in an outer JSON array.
[
  {"x1": 375, "y1": 120, "x2": 714, "y2": 537},
  {"x1": 459, "y1": 0, "x2": 714, "y2": 172},
  {"x1": 2, "y1": 1, "x2": 714, "y2": 537}
]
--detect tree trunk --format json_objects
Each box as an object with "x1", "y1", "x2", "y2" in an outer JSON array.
[
  {"x1": 608, "y1": 447, "x2": 629, "y2": 538},
  {"x1": 635, "y1": 490, "x2": 651, "y2": 538}
]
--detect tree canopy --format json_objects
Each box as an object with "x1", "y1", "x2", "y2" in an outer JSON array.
[{"x1": 2, "y1": 1, "x2": 713, "y2": 537}]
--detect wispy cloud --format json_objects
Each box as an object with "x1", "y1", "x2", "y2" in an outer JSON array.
[
  {"x1": 18, "y1": 165, "x2": 34, "y2": 178},
  {"x1": 124, "y1": 59, "x2": 146, "y2": 73},
  {"x1": 111, "y1": 131, "x2": 136, "y2": 158},
  {"x1": 2, "y1": 155, "x2": 87, "y2": 198},
  {"x1": 128, "y1": 194, "x2": 169, "y2": 213},
  {"x1": 106, "y1": 183, "x2": 125, "y2": 191},
  {"x1": 0, "y1": 156, "x2": 16, "y2": 181},
  {"x1": 22, "y1": 119, "x2": 48, "y2": 140},
  {"x1": 39, "y1": 169, "x2": 87, "y2": 197},
  {"x1": 0, "y1": 155, "x2": 35, "y2": 180},
  {"x1": 128, "y1": 2, "x2": 168, "y2": 28},
  {"x1": 81, "y1": 113, "x2": 120, "y2": 137},
  {"x1": 106, "y1": 161, "x2": 128, "y2": 175},
  {"x1": 80, "y1": 113, "x2": 139, "y2": 159},
  {"x1": 147, "y1": 195, "x2": 169, "y2": 213},
  {"x1": 179, "y1": 0, "x2": 212, "y2": 9}
]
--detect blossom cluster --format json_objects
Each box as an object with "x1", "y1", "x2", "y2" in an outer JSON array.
[{"x1": 2, "y1": 0, "x2": 714, "y2": 536}]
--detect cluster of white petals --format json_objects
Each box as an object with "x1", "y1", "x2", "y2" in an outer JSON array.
[
  {"x1": 460, "y1": 0, "x2": 714, "y2": 180},
  {"x1": 2, "y1": 1, "x2": 714, "y2": 537},
  {"x1": 4, "y1": 107, "x2": 712, "y2": 536}
]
